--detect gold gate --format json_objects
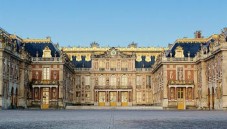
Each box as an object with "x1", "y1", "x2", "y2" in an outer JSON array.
[
  {"x1": 98, "y1": 92, "x2": 105, "y2": 106},
  {"x1": 41, "y1": 88, "x2": 49, "y2": 109},
  {"x1": 110, "y1": 92, "x2": 117, "y2": 106},
  {"x1": 121, "y1": 92, "x2": 128, "y2": 106},
  {"x1": 177, "y1": 88, "x2": 185, "y2": 110}
]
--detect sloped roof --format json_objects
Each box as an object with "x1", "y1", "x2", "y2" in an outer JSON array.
[
  {"x1": 166, "y1": 43, "x2": 202, "y2": 57},
  {"x1": 24, "y1": 43, "x2": 60, "y2": 57},
  {"x1": 72, "y1": 56, "x2": 92, "y2": 68},
  {"x1": 135, "y1": 56, "x2": 155, "y2": 68}
]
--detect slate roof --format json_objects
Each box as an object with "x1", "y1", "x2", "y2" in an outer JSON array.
[
  {"x1": 166, "y1": 39, "x2": 214, "y2": 57},
  {"x1": 135, "y1": 56, "x2": 155, "y2": 68},
  {"x1": 24, "y1": 43, "x2": 60, "y2": 57},
  {"x1": 72, "y1": 56, "x2": 92, "y2": 68}
]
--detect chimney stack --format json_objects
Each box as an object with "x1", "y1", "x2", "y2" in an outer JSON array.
[{"x1": 194, "y1": 31, "x2": 202, "y2": 38}]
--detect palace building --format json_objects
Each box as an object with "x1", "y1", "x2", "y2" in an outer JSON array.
[{"x1": 0, "y1": 27, "x2": 227, "y2": 110}]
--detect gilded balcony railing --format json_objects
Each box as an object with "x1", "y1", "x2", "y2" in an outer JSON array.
[
  {"x1": 32, "y1": 80, "x2": 59, "y2": 85},
  {"x1": 32, "y1": 57, "x2": 62, "y2": 62},
  {"x1": 94, "y1": 85, "x2": 132, "y2": 89}
]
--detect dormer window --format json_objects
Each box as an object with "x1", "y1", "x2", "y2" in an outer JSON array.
[
  {"x1": 42, "y1": 46, "x2": 52, "y2": 58},
  {"x1": 175, "y1": 46, "x2": 184, "y2": 58}
]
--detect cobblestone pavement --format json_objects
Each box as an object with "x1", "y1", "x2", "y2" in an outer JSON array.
[{"x1": 0, "y1": 110, "x2": 227, "y2": 129}]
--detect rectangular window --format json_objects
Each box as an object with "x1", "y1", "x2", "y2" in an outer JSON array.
[
  {"x1": 43, "y1": 67, "x2": 50, "y2": 80},
  {"x1": 84, "y1": 76, "x2": 90, "y2": 86},
  {"x1": 178, "y1": 88, "x2": 184, "y2": 99},
  {"x1": 146, "y1": 76, "x2": 151, "y2": 88},
  {"x1": 136, "y1": 76, "x2": 142, "y2": 86}
]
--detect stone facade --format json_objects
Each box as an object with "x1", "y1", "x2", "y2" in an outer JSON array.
[
  {"x1": 152, "y1": 29, "x2": 227, "y2": 110},
  {"x1": 1, "y1": 27, "x2": 227, "y2": 110}
]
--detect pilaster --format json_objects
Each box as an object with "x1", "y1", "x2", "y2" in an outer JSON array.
[
  {"x1": 18, "y1": 62, "x2": 26, "y2": 108},
  {"x1": 201, "y1": 61, "x2": 208, "y2": 108},
  {"x1": 222, "y1": 50, "x2": 227, "y2": 109},
  {"x1": 162, "y1": 65, "x2": 168, "y2": 107},
  {"x1": 0, "y1": 51, "x2": 3, "y2": 108}
]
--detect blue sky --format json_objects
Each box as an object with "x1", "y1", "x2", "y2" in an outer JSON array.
[{"x1": 1, "y1": 0, "x2": 227, "y2": 47}]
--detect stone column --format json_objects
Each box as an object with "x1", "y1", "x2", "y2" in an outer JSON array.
[
  {"x1": 162, "y1": 65, "x2": 168, "y2": 108},
  {"x1": 58, "y1": 65, "x2": 64, "y2": 108},
  {"x1": 117, "y1": 91, "x2": 119, "y2": 102},
  {"x1": 18, "y1": 62, "x2": 26, "y2": 108},
  {"x1": 168, "y1": 87, "x2": 170, "y2": 100},
  {"x1": 32, "y1": 87, "x2": 34, "y2": 101},
  {"x1": 185, "y1": 87, "x2": 188, "y2": 100},
  {"x1": 39, "y1": 87, "x2": 41, "y2": 99}
]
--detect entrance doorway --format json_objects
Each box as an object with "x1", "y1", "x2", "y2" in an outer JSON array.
[
  {"x1": 98, "y1": 92, "x2": 105, "y2": 106},
  {"x1": 110, "y1": 92, "x2": 117, "y2": 106},
  {"x1": 177, "y1": 88, "x2": 185, "y2": 110},
  {"x1": 121, "y1": 92, "x2": 128, "y2": 106},
  {"x1": 41, "y1": 88, "x2": 49, "y2": 109}
]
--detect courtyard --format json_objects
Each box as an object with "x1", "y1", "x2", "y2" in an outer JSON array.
[{"x1": 0, "y1": 110, "x2": 227, "y2": 129}]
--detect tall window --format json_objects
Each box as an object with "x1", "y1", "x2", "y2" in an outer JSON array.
[
  {"x1": 43, "y1": 67, "x2": 50, "y2": 80},
  {"x1": 146, "y1": 76, "x2": 151, "y2": 88},
  {"x1": 99, "y1": 75, "x2": 105, "y2": 86},
  {"x1": 121, "y1": 75, "x2": 128, "y2": 86},
  {"x1": 85, "y1": 76, "x2": 90, "y2": 85},
  {"x1": 99, "y1": 60, "x2": 105, "y2": 68},
  {"x1": 110, "y1": 75, "x2": 116, "y2": 86},
  {"x1": 136, "y1": 76, "x2": 142, "y2": 86},
  {"x1": 76, "y1": 76, "x2": 81, "y2": 86}
]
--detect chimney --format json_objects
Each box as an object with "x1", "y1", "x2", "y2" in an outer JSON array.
[{"x1": 194, "y1": 31, "x2": 202, "y2": 38}]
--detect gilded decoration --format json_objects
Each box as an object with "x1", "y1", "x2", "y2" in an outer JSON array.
[
  {"x1": 23, "y1": 37, "x2": 51, "y2": 43},
  {"x1": 176, "y1": 37, "x2": 212, "y2": 43},
  {"x1": 175, "y1": 46, "x2": 184, "y2": 58},
  {"x1": 42, "y1": 46, "x2": 52, "y2": 58},
  {"x1": 62, "y1": 45, "x2": 165, "y2": 62}
]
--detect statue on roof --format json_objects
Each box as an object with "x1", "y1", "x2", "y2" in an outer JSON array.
[
  {"x1": 90, "y1": 42, "x2": 99, "y2": 48},
  {"x1": 219, "y1": 28, "x2": 227, "y2": 43},
  {"x1": 128, "y1": 42, "x2": 137, "y2": 48}
]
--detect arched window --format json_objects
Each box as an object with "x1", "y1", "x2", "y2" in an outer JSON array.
[
  {"x1": 121, "y1": 75, "x2": 128, "y2": 86},
  {"x1": 110, "y1": 75, "x2": 116, "y2": 86}
]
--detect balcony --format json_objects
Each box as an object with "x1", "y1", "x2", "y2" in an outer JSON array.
[
  {"x1": 168, "y1": 80, "x2": 194, "y2": 85},
  {"x1": 32, "y1": 80, "x2": 59, "y2": 85},
  {"x1": 94, "y1": 85, "x2": 132, "y2": 89},
  {"x1": 136, "y1": 68, "x2": 152, "y2": 71},
  {"x1": 164, "y1": 57, "x2": 194, "y2": 62},
  {"x1": 32, "y1": 57, "x2": 62, "y2": 62},
  {"x1": 75, "y1": 68, "x2": 90, "y2": 71}
]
